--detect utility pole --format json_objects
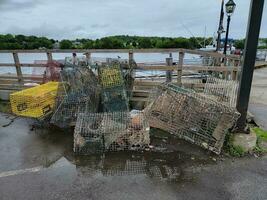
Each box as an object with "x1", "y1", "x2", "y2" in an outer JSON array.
[
  {"x1": 236, "y1": 0, "x2": 265, "y2": 132},
  {"x1": 216, "y1": 0, "x2": 225, "y2": 51}
]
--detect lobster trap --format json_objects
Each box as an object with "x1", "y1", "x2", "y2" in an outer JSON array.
[
  {"x1": 74, "y1": 111, "x2": 150, "y2": 154},
  {"x1": 101, "y1": 87, "x2": 129, "y2": 112},
  {"x1": 50, "y1": 65, "x2": 100, "y2": 128},
  {"x1": 98, "y1": 64, "x2": 130, "y2": 112},
  {"x1": 43, "y1": 61, "x2": 62, "y2": 83},
  {"x1": 10, "y1": 82, "x2": 59, "y2": 119},
  {"x1": 98, "y1": 64, "x2": 124, "y2": 89},
  {"x1": 204, "y1": 77, "x2": 239, "y2": 107},
  {"x1": 145, "y1": 83, "x2": 240, "y2": 154}
]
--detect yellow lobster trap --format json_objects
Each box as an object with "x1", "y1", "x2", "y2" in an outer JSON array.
[
  {"x1": 98, "y1": 65, "x2": 124, "y2": 88},
  {"x1": 10, "y1": 82, "x2": 59, "y2": 119}
]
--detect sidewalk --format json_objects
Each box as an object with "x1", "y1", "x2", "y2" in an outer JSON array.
[{"x1": 249, "y1": 67, "x2": 267, "y2": 130}]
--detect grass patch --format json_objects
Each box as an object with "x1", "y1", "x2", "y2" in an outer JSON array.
[
  {"x1": 252, "y1": 127, "x2": 267, "y2": 154},
  {"x1": 229, "y1": 145, "x2": 246, "y2": 157},
  {"x1": 223, "y1": 133, "x2": 246, "y2": 157},
  {"x1": 252, "y1": 127, "x2": 267, "y2": 141}
]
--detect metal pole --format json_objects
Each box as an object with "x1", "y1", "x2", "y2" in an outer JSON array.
[
  {"x1": 223, "y1": 16, "x2": 231, "y2": 55},
  {"x1": 236, "y1": 0, "x2": 265, "y2": 132},
  {"x1": 216, "y1": 0, "x2": 225, "y2": 51}
]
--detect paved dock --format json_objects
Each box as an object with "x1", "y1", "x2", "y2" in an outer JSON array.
[
  {"x1": 0, "y1": 113, "x2": 267, "y2": 200},
  {"x1": 249, "y1": 67, "x2": 267, "y2": 130}
]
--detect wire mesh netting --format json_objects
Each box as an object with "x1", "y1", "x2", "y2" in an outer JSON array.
[
  {"x1": 204, "y1": 77, "x2": 239, "y2": 107},
  {"x1": 74, "y1": 111, "x2": 150, "y2": 154},
  {"x1": 98, "y1": 63, "x2": 130, "y2": 112},
  {"x1": 50, "y1": 64, "x2": 100, "y2": 128},
  {"x1": 43, "y1": 61, "x2": 62, "y2": 83},
  {"x1": 144, "y1": 83, "x2": 240, "y2": 154}
]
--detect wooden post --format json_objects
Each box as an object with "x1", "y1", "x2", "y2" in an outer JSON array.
[
  {"x1": 46, "y1": 52, "x2": 53, "y2": 62},
  {"x1": 85, "y1": 52, "x2": 91, "y2": 65},
  {"x1": 129, "y1": 50, "x2": 134, "y2": 66},
  {"x1": 177, "y1": 52, "x2": 184, "y2": 86},
  {"x1": 232, "y1": 59, "x2": 239, "y2": 80},
  {"x1": 12, "y1": 52, "x2": 23, "y2": 84},
  {"x1": 166, "y1": 57, "x2": 173, "y2": 83}
]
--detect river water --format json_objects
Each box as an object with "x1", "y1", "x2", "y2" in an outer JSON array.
[{"x1": 0, "y1": 52, "x2": 202, "y2": 75}]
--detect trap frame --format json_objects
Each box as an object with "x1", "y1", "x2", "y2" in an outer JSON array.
[
  {"x1": 74, "y1": 111, "x2": 150, "y2": 154},
  {"x1": 145, "y1": 83, "x2": 240, "y2": 154}
]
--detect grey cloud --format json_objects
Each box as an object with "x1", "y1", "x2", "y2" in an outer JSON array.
[
  {"x1": 0, "y1": 0, "x2": 43, "y2": 11},
  {"x1": 0, "y1": 0, "x2": 266, "y2": 39}
]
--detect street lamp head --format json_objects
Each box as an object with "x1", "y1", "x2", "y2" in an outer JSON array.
[{"x1": 225, "y1": 0, "x2": 236, "y2": 16}]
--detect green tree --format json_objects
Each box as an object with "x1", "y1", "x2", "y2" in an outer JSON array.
[
  {"x1": 234, "y1": 39, "x2": 245, "y2": 50},
  {"x1": 138, "y1": 37, "x2": 152, "y2": 48},
  {"x1": 83, "y1": 40, "x2": 94, "y2": 49},
  {"x1": 59, "y1": 40, "x2": 73, "y2": 49}
]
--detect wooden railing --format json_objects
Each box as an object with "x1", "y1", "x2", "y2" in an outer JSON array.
[{"x1": 0, "y1": 49, "x2": 241, "y2": 101}]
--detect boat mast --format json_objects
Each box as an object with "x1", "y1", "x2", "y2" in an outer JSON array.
[{"x1": 216, "y1": 0, "x2": 225, "y2": 51}]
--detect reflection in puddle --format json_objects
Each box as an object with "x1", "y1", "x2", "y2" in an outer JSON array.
[
  {"x1": 31, "y1": 125, "x2": 212, "y2": 183},
  {"x1": 72, "y1": 152, "x2": 210, "y2": 182}
]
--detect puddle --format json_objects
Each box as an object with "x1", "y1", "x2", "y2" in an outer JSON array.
[
  {"x1": 31, "y1": 126, "x2": 213, "y2": 183},
  {"x1": 0, "y1": 114, "x2": 215, "y2": 184}
]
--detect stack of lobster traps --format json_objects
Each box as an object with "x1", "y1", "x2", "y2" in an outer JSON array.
[{"x1": 9, "y1": 54, "x2": 241, "y2": 155}]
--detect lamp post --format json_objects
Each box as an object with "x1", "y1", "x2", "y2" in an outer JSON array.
[
  {"x1": 216, "y1": 0, "x2": 225, "y2": 52},
  {"x1": 223, "y1": 0, "x2": 236, "y2": 55}
]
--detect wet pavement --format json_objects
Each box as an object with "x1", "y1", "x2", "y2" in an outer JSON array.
[
  {"x1": 249, "y1": 67, "x2": 267, "y2": 130},
  {"x1": 0, "y1": 113, "x2": 267, "y2": 200}
]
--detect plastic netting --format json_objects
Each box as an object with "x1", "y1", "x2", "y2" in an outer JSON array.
[
  {"x1": 10, "y1": 82, "x2": 59, "y2": 119},
  {"x1": 43, "y1": 61, "x2": 63, "y2": 83}
]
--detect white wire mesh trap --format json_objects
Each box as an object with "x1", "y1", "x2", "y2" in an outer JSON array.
[
  {"x1": 204, "y1": 77, "x2": 239, "y2": 107},
  {"x1": 74, "y1": 111, "x2": 150, "y2": 154},
  {"x1": 144, "y1": 83, "x2": 240, "y2": 154}
]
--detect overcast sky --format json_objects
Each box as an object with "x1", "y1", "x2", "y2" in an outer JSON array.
[{"x1": 0, "y1": 0, "x2": 266, "y2": 40}]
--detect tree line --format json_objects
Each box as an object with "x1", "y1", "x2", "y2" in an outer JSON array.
[{"x1": 0, "y1": 34, "x2": 266, "y2": 50}]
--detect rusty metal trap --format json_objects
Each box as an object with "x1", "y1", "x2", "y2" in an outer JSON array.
[
  {"x1": 73, "y1": 111, "x2": 150, "y2": 154},
  {"x1": 144, "y1": 83, "x2": 240, "y2": 154}
]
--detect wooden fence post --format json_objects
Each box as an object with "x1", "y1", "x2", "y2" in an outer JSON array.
[
  {"x1": 128, "y1": 50, "x2": 135, "y2": 77},
  {"x1": 166, "y1": 57, "x2": 173, "y2": 83},
  {"x1": 12, "y1": 52, "x2": 23, "y2": 84},
  {"x1": 177, "y1": 52, "x2": 184, "y2": 86},
  {"x1": 85, "y1": 52, "x2": 91, "y2": 65},
  {"x1": 46, "y1": 52, "x2": 53, "y2": 62},
  {"x1": 129, "y1": 50, "x2": 134, "y2": 66},
  {"x1": 232, "y1": 59, "x2": 239, "y2": 80}
]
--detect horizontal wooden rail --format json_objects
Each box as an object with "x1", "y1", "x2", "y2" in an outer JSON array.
[
  {"x1": 136, "y1": 64, "x2": 240, "y2": 72},
  {"x1": 0, "y1": 48, "x2": 240, "y2": 59}
]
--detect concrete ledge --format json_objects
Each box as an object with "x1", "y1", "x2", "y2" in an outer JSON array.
[
  {"x1": 0, "y1": 90, "x2": 12, "y2": 101},
  {"x1": 233, "y1": 130, "x2": 257, "y2": 152}
]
